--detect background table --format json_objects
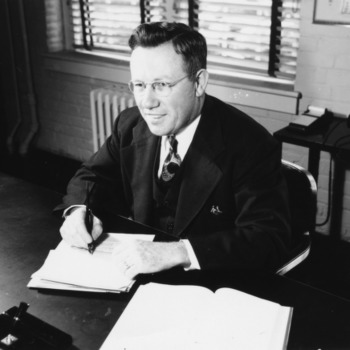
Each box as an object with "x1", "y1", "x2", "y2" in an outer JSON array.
[
  {"x1": 274, "y1": 117, "x2": 350, "y2": 238},
  {"x1": 1, "y1": 172, "x2": 350, "y2": 349}
]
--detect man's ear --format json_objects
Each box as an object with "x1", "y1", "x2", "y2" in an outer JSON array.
[{"x1": 195, "y1": 69, "x2": 209, "y2": 97}]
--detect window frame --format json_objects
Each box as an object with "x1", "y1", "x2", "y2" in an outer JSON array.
[{"x1": 61, "y1": 0, "x2": 300, "y2": 90}]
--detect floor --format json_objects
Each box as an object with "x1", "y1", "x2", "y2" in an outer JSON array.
[
  {"x1": 2, "y1": 148, "x2": 350, "y2": 301},
  {"x1": 286, "y1": 233, "x2": 350, "y2": 301},
  {"x1": 1, "y1": 149, "x2": 81, "y2": 194}
]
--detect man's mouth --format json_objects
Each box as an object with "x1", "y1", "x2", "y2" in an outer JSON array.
[{"x1": 144, "y1": 113, "x2": 165, "y2": 120}]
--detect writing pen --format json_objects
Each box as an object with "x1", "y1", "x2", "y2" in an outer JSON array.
[
  {"x1": 85, "y1": 185, "x2": 96, "y2": 254},
  {"x1": 85, "y1": 206, "x2": 95, "y2": 254}
]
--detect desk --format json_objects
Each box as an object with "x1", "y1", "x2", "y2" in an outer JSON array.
[
  {"x1": 274, "y1": 117, "x2": 350, "y2": 238},
  {"x1": 1, "y1": 172, "x2": 350, "y2": 349}
]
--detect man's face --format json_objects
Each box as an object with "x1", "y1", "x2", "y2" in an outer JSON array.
[{"x1": 130, "y1": 43, "x2": 202, "y2": 136}]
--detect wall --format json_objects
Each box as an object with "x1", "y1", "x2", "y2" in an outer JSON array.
[
  {"x1": 35, "y1": 70, "x2": 122, "y2": 160},
  {"x1": 293, "y1": 0, "x2": 350, "y2": 238},
  {"x1": 9, "y1": 0, "x2": 350, "y2": 238}
]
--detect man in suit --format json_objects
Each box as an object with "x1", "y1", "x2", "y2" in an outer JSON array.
[{"x1": 59, "y1": 22, "x2": 291, "y2": 279}]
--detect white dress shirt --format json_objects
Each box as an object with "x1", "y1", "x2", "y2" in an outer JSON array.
[
  {"x1": 157, "y1": 115, "x2": 201, "y2": 177},
  {"x1": 158, "y1": 115, "x2": 202, "y2": 270}
]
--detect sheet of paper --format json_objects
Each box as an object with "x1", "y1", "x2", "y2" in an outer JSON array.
[
  {"x1": 291, "y1": 115, "x2": 316, "y2": 127},
  {"x1": 28, "y1": 233, "x2": 154, "y2": 293},
  {"x1": 94, "y1": 233, "x2": 154, "y2": 253},
  {"x1": 307, "y1": 105, "x2": 326, "y2": 117},
  {"x1": 27, "y1": 277, "x2": 123, "y2": 293}
]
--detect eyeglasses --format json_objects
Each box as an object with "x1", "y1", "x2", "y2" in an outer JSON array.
[{"x1": 128, "y1": 75, "x2": 189, "y2": 97}]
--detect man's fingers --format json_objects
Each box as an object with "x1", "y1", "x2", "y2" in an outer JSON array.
[
  {"x1": 91, "y1": 216, "x2": 103, "y2": 241},
  {"x1": 110, "y1": 240, "x2": 188, "y2": 278},
  {"x1": 59, "y1": 207, "x2": 103, "y2": 247},
  {"x1": 124, "y1": 264, "x2": 138, "y2": 279},
  {"x1": 60, "y1": 221, "x2": 87, "y2": 248}
]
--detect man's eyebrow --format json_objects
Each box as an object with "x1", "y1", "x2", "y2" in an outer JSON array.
[{"x1": 132, "y1": 77, "x2": 172, "y2": 82}]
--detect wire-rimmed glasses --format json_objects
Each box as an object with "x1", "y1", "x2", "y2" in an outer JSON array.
[{"x1": 128, "y1": 75, "x2": 189, "y2": 97}]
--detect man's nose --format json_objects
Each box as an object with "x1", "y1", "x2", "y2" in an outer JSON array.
[{"x1": 140, "y1": 85, "x2": 159, "y2": 109}]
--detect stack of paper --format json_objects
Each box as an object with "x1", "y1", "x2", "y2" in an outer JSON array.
[
  {"x1": 100, "y1": 282, "x2": 293, "y2": 349},
  {"x1": 28, "y1": 233, "x2": 154, "y2": 293}
]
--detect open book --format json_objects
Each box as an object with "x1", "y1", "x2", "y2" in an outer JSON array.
[
  {"x1": 28, "y1": 233, "x2": 154, "y2": 293},
  {"x1": 100, "y1": 282, "x2": 293, "y2": 350}
]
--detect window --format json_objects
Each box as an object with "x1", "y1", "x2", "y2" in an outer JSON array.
[{"x1": 61, "y1": 0, "x2": 300, "y2": 84}]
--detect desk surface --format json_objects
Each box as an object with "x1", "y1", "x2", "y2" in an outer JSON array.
[{"x1": 1, "y1": 172, "x2": 350, "y2": 349}]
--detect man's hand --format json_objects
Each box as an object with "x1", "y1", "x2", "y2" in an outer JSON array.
[
  {"x1": 111, "y1": 239, "x2": 191, "y2": 279},
  {"x1": 60, "y1": 207, "x2": 103, "y2": 249}
]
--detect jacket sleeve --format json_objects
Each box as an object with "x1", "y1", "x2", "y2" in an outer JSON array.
[{"x1": 54, "y1": 115, "x2": 132, "y2": 225}]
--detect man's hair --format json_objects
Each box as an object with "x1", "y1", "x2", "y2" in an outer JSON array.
[{"x1": 128, "y1": 22, "x2": 207, "y2": 81}]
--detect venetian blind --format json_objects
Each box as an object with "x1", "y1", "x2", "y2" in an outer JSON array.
[
  {"x1": 66, "y1": 0, "x2": 300, "y2": 82},
  {"x1": 70, "y1": 0, "x2": 140, "y2": 52},
  {"x1": 197, "y1": 0, "x2": 300, "y2": 80},
  {"x1": 44, "y1": 0, "x2": 64, "y2": 52}
]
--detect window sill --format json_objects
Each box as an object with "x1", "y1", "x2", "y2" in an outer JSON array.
[{"x1": 44, "y1": 51, "x2": 301, "y2": 115}]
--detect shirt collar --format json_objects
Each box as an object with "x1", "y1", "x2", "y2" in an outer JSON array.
[{"x1": 161, "y1": 115, "x2": 201, "y2": 160}]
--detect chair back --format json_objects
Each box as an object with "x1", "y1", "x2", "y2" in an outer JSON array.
[{"x1": 277, "y1": 160, "x2": 317, "y2": 275}]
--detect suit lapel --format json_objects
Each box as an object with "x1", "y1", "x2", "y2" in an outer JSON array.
[
  {"x1": 174, "y1": 96, "x2": 225, "y2": 235},
  {"x1": 121, "y1": 121, "x2": 159, "y2": 225}
]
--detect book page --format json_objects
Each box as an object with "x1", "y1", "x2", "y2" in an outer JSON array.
[
  {"x1": 28, "y1": 233, "x2": 154, "y2": 292},
  {"x1": 100, "y1": 283, "x2": 213, "y2": 350},
  {"x1": 100, "y1": 283, "x2": 292, "y2": 350},
  {"x1": 196, "y1": 288, "x2": 292, "y2": 350}
]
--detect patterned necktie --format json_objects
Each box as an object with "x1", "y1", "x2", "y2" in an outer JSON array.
[{"x1": 161, "y1": 135, "x2": 181, "y2": 183}]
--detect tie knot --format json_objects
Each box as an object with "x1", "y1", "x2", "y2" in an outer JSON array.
[
  {"x1": 161, "y1": 134, "x2": 181, "y2": 183},
  {"x1": 168, "y1": 135, "x2": 178, "y2": 153}
]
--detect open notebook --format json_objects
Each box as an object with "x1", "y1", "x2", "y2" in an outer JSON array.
[
  {"x1": 100, "y1": 282, "x2": 293, "y2": 350},
  {"x1": 28, "y1": 233, "x2": 154, "y2": 293}
]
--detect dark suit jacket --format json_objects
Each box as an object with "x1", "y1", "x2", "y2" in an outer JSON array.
[{"x1": 59, "y1": 94, "x2": 291, "y2": 272}]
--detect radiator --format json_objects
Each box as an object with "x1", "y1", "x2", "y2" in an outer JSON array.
[{"x1": 90, "y1": 88, "x2": 135, "y2": 152}]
